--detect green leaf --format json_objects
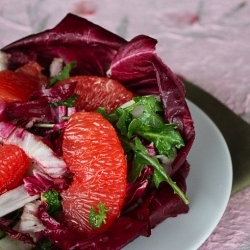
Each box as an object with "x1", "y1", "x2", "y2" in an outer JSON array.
[
  {"x1": 113, "y1": 96, "x2": 164, "y2": 139},
  {"x1": 52, "y1": 94, "x2": 78, "y2": 108},
  {"x1": 0, "y1": 230, "x2": 6, "y2": 240},
  {"x1": 97, "y1": 95, "x2": 187, "y2": 204},
  {"x1": 128, "y1": 138, "x2": 148, "y2": 182},
  {"x1": 95, "y1": 107, "x2": 117, "y2": 123},
  {"x1": 128, "y1": 138, "x2": 167, "y2": 186},
  {"x1": 88, "y1": 202, "x2": 109, "y2": 229},
  {"x1": 126, "y1": 96, "x2": 164, "y2": 135},
  {"x1": 126, "y1": 96, "x2": 163, "y2": 114},
  {"x1": 36, "y1": 237, "x2": 54, "y2": 250},
  {"x1": 41, "y1": 189, "x2": 62, "y2": 214},
  {"x1": 115, "y1": 107, "x2": 133, "y2": 136},
  {"x1": 136, "y1": 124, "x2": 185, "y2": 158},
  {"x1": 48, "y1": 61, "x2": 77, "y2": 88},
  {"x1": 121, "y1": 137, "x2": 189, "y2": 204}
]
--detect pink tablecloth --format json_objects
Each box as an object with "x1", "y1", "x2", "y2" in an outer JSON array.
[{"x1": 1, "y1": 1, "x2": 250, "y2": 249}]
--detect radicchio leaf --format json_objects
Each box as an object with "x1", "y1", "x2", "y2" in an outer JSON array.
[
  {"x1": 123, "y1": 166, "x2": 153, "y2": 212},
  {"x1": 108, "y1": 35, "x2": 157, "y2": 81},
  {"x1": 150, "y1": 56, "x2": 195, "y2": 174},
  {"x1": 36, "y1": 203, "x2": 82, "y2": 250},
  {"x1": 0, "y1": 185, "x2": 39, "y2": 218},
  {"x1": 31, "y1": 82, "x2": 77, "y2": 103},
  {"x1": 18, "y1": 201, "x2": 46, "y2": 235},
  {"x1": 23, "y1": 170, "x2": 69, "y2": 196},
  {"x1": 5, "y1": 98, "x2": 52, "y2": 121},
  {"x1": 0, "y1": 121, "x2": 68, "y2": 178},
  {"x1": 0, "y1": 221, "x2": 35, "y2": 247},
  {"x1": 2, "y1": 14, "x2": 126, "y2": 76}
]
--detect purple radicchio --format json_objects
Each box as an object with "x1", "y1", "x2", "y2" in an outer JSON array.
[
  {"x1": 0, "y1": 121, "x2": 68, "y2": 178},
  {"x1": 23, "y1": 169, "x2": 69, "y2": 196}
]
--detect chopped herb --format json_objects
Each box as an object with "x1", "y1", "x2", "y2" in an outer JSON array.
[
  {"x1": 88, "y1": 202, "x2": 109, "y2": 229},
  {"x1": 41, "y1": 189, "x2": 62, "y2": 214}
]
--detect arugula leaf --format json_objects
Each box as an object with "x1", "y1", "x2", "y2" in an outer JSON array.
[
  {"x1": 41, "y1": 189, "x2": 62, "y2": 214},
  {"x1": 128, "y1": 138, "x2": 148, "y2": 182},
  {"x1": 111, "y1": 96, "x2": 164, "y2": 138},
  {"x1": 136, "y1": 124, "x2": 184, "y2": 158},
  {"x1": 97, "y1": 95, "x2": 188, "y2": 204},
  {"x1": 95, "y1": 107, "x2": 118, "y2": 123},
  {"x1": 112, "y1": 96, "x2": 184, "y2": 157},
  {"x1": 115, "y1": 107, "x2": 133, "y2": 136},
  {"x1": 126, "y1": 96, "x2": 164, "y2": 137},
  {"x1": 125, "y1": 96, "x2": 162, "y2": 114},
  {"x1": 88, "y1": 202, "x2": 109, "y2": 229},
  {"x1": 49, "y1": 61, "x2": 77, "y2": 88},
  {"x1": 122, "y1": 137, "x2": 188, "y2": 204}
]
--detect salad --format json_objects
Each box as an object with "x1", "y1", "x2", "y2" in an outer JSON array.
[{"x1": 0, "y1": 14, "x2": 195, "y2": 250}]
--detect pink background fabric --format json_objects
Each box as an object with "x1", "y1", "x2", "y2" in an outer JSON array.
[{"x1": 1, "y1": 1, "x2": 250, "y2": 249}]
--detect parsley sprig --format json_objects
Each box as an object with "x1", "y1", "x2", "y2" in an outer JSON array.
[{"x1": 88, "y1": 202, "x2": 109, "y2": 229}]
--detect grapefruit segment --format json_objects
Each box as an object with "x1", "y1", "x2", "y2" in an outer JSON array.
[
  {"x1": 61, "y1": 112, "x2": 127, "y2": 236},
  {"x1": 0, "y1": 144, "x2": 30, "y2": 195},
  {"x1": 56, "y1": 75, "x2": 134, "y2": 112},
  {"x1": 0, "y1": 62, "x2": 47, "y2": 103}
]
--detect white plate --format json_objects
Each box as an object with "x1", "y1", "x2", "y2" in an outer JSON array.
[{"x1": 125, "y1": 99, "x2": 232, "y2": 250}]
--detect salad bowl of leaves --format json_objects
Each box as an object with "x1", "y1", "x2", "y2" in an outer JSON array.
[{"x1": 0, "y1": 13, "x2": 195, "y2": 249}]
